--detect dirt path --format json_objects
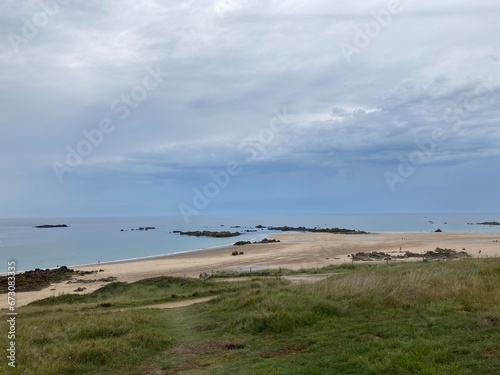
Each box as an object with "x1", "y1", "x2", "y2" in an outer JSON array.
[{"x1": 115, "y1": 296, "x2": 216, "y2": 312}]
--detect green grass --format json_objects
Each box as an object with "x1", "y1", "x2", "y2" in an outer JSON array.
[
  {"x1": 29, "y1": 276, "x2": 238, "y2": 309},
  {"x1": 1, "y1": 259, "x2": 499, "y2": 374}
]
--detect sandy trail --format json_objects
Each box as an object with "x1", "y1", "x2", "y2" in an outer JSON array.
[
  {"x1": 2, "y1": 231, "x2": 499, "y2": 308},
  {"x1": 112, "y1": 296, "x2": 216, "y2": 312}
]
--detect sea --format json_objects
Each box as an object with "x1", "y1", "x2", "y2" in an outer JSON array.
[{"x1": 1, "y1": 213, "x2": 499, "y2": 272}]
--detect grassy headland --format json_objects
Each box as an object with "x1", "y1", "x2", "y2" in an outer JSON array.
[{"x1": 1, "y1": 258, "x2": 499, "y2": 374}]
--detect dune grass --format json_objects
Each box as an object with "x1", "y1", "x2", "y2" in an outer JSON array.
[{"x1": 1, "y1": 258, "x2": 499, "y2": 374}]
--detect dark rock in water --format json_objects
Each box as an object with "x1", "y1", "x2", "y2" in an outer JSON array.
[
  {"x1": 268, "y1": 225, "x2": 369, "y2": 234},
  {"x1": 435, "y1": 229, "x2": 443, "y2": 232},
  {"x1": 33, "y1": 224, "x2": 68, "y2": 228},
  {"x1": 477, "y1": 221, "x2": 500, "y2": 226},
  {"x1": 255, "y1": 225, "x2": 266, "y2": 229},
  {"x1": 176, "y1": 231, "x2": 241, "y2": 238},
  {"x1": 136, "y1": 226, "x2": 156, "y2": 231},
  {"x1": 123, "y1": 226, "x2": 156, "y2": 232}
]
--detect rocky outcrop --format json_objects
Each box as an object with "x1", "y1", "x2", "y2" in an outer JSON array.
[
  {"x1": 351, "y1": 252, "x2": 391, "y2": 261},
  {"x1": 176, "y1": 231, "x2": 241, "y2": 238},
  {"x1": 33, "y1": 224, "x2": 68, "y2": 228},
  {"x1": 424, "y1": 247, "x2": 470, "y2": 259},
  {"x1": 233, "y1": 238, "x2": 281, "y2": 246},
  {"x1": 121, "y1": 226, "x2": 156, "y2": 232},
  {"x1": 0, "y1": 266, "x2": 100, "y2": 293},
  {"x1": 350, "y1": 248, "x2": 470, "y2": 262},
  {"x1": 477, "y1": 221, "x2": 500, "y2": 226},
  {"x1": 268, "y1": 226, "x2": 369, "y2": 234}
]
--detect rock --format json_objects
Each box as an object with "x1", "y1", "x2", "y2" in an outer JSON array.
[
  {"x1": 234, "y1": 241, "x2": 252, "y2": 246},
  {"x1": 435, "y1": 229, "x2": 443, "y2": 232},
  {"x1": 177, "y1": 231, "x2": 241, "y2": 238},
  {"x1": 231, "y1": 251, "x2": 239, "y2": 256},
  {"x1": 0, "y1": 266, "x2": 76, "y2": 293},
  {"x1": 233, "y1": 238, "x2": 281, "y2": 246},
  {"x1": 74, "y1": 287, "x2": 86, "y2": 292},
  {"x1": 424, "y1": 247, "x2": 470, "y2": 259},
  {"x1": 33, "y1": 224, "x2": 68, "y2": 228},
  {"x1": 260, "y1": 238, "x2": 280, "y2": 244},
  {"x1": 267, "y1": 226, "x2": 369, "y2": 234}
]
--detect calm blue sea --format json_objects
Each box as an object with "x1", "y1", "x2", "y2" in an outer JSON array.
[{"x1": 1, "y1": 214, "x2": 499, "y2": 272}]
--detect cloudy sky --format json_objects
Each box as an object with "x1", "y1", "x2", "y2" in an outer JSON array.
[{"x1": 1, "y1": 0, "x2": 499, "y2": 218}]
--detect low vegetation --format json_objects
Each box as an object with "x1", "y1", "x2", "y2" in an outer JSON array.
[{"x1": 1, "y1": 259, "x2": 499, "y2": 374}]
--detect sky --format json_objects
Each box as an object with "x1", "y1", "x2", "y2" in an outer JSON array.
[{"x1": 1, "y1": 0, "x2": 499, "y2": 219}]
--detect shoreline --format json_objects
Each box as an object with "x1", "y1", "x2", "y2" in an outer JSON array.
[
  {"x1": 67, "y1": 230, "x2": 500, "y2": 269},
  {"x1": 2, "y1": 231, "x2": 500, "y2": 308}
]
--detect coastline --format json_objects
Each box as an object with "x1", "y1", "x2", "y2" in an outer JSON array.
[{"x1": 2, "y1": 231, "x2": 500, "y2": 308}]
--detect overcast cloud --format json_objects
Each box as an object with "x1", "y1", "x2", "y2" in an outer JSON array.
[{"x1": 1, "y1": 0, "x2": 499, "y2": 218}]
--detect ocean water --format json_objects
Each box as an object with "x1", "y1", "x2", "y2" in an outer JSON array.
[{"x1": 1, "y1": 213, "x2": 499, "y2": 272}]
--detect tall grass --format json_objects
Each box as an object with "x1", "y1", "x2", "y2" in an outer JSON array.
[
  {"x1": 215, "y1": 259, "x2": 500, "y2": 334},
  {"x1": 1, "y1": 259, "x2": 499, "y2": 374}
]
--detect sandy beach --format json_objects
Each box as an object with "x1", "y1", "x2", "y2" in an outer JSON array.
[{"x1": 2, "y1": 231, "x2": 499, "y2": 308}]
